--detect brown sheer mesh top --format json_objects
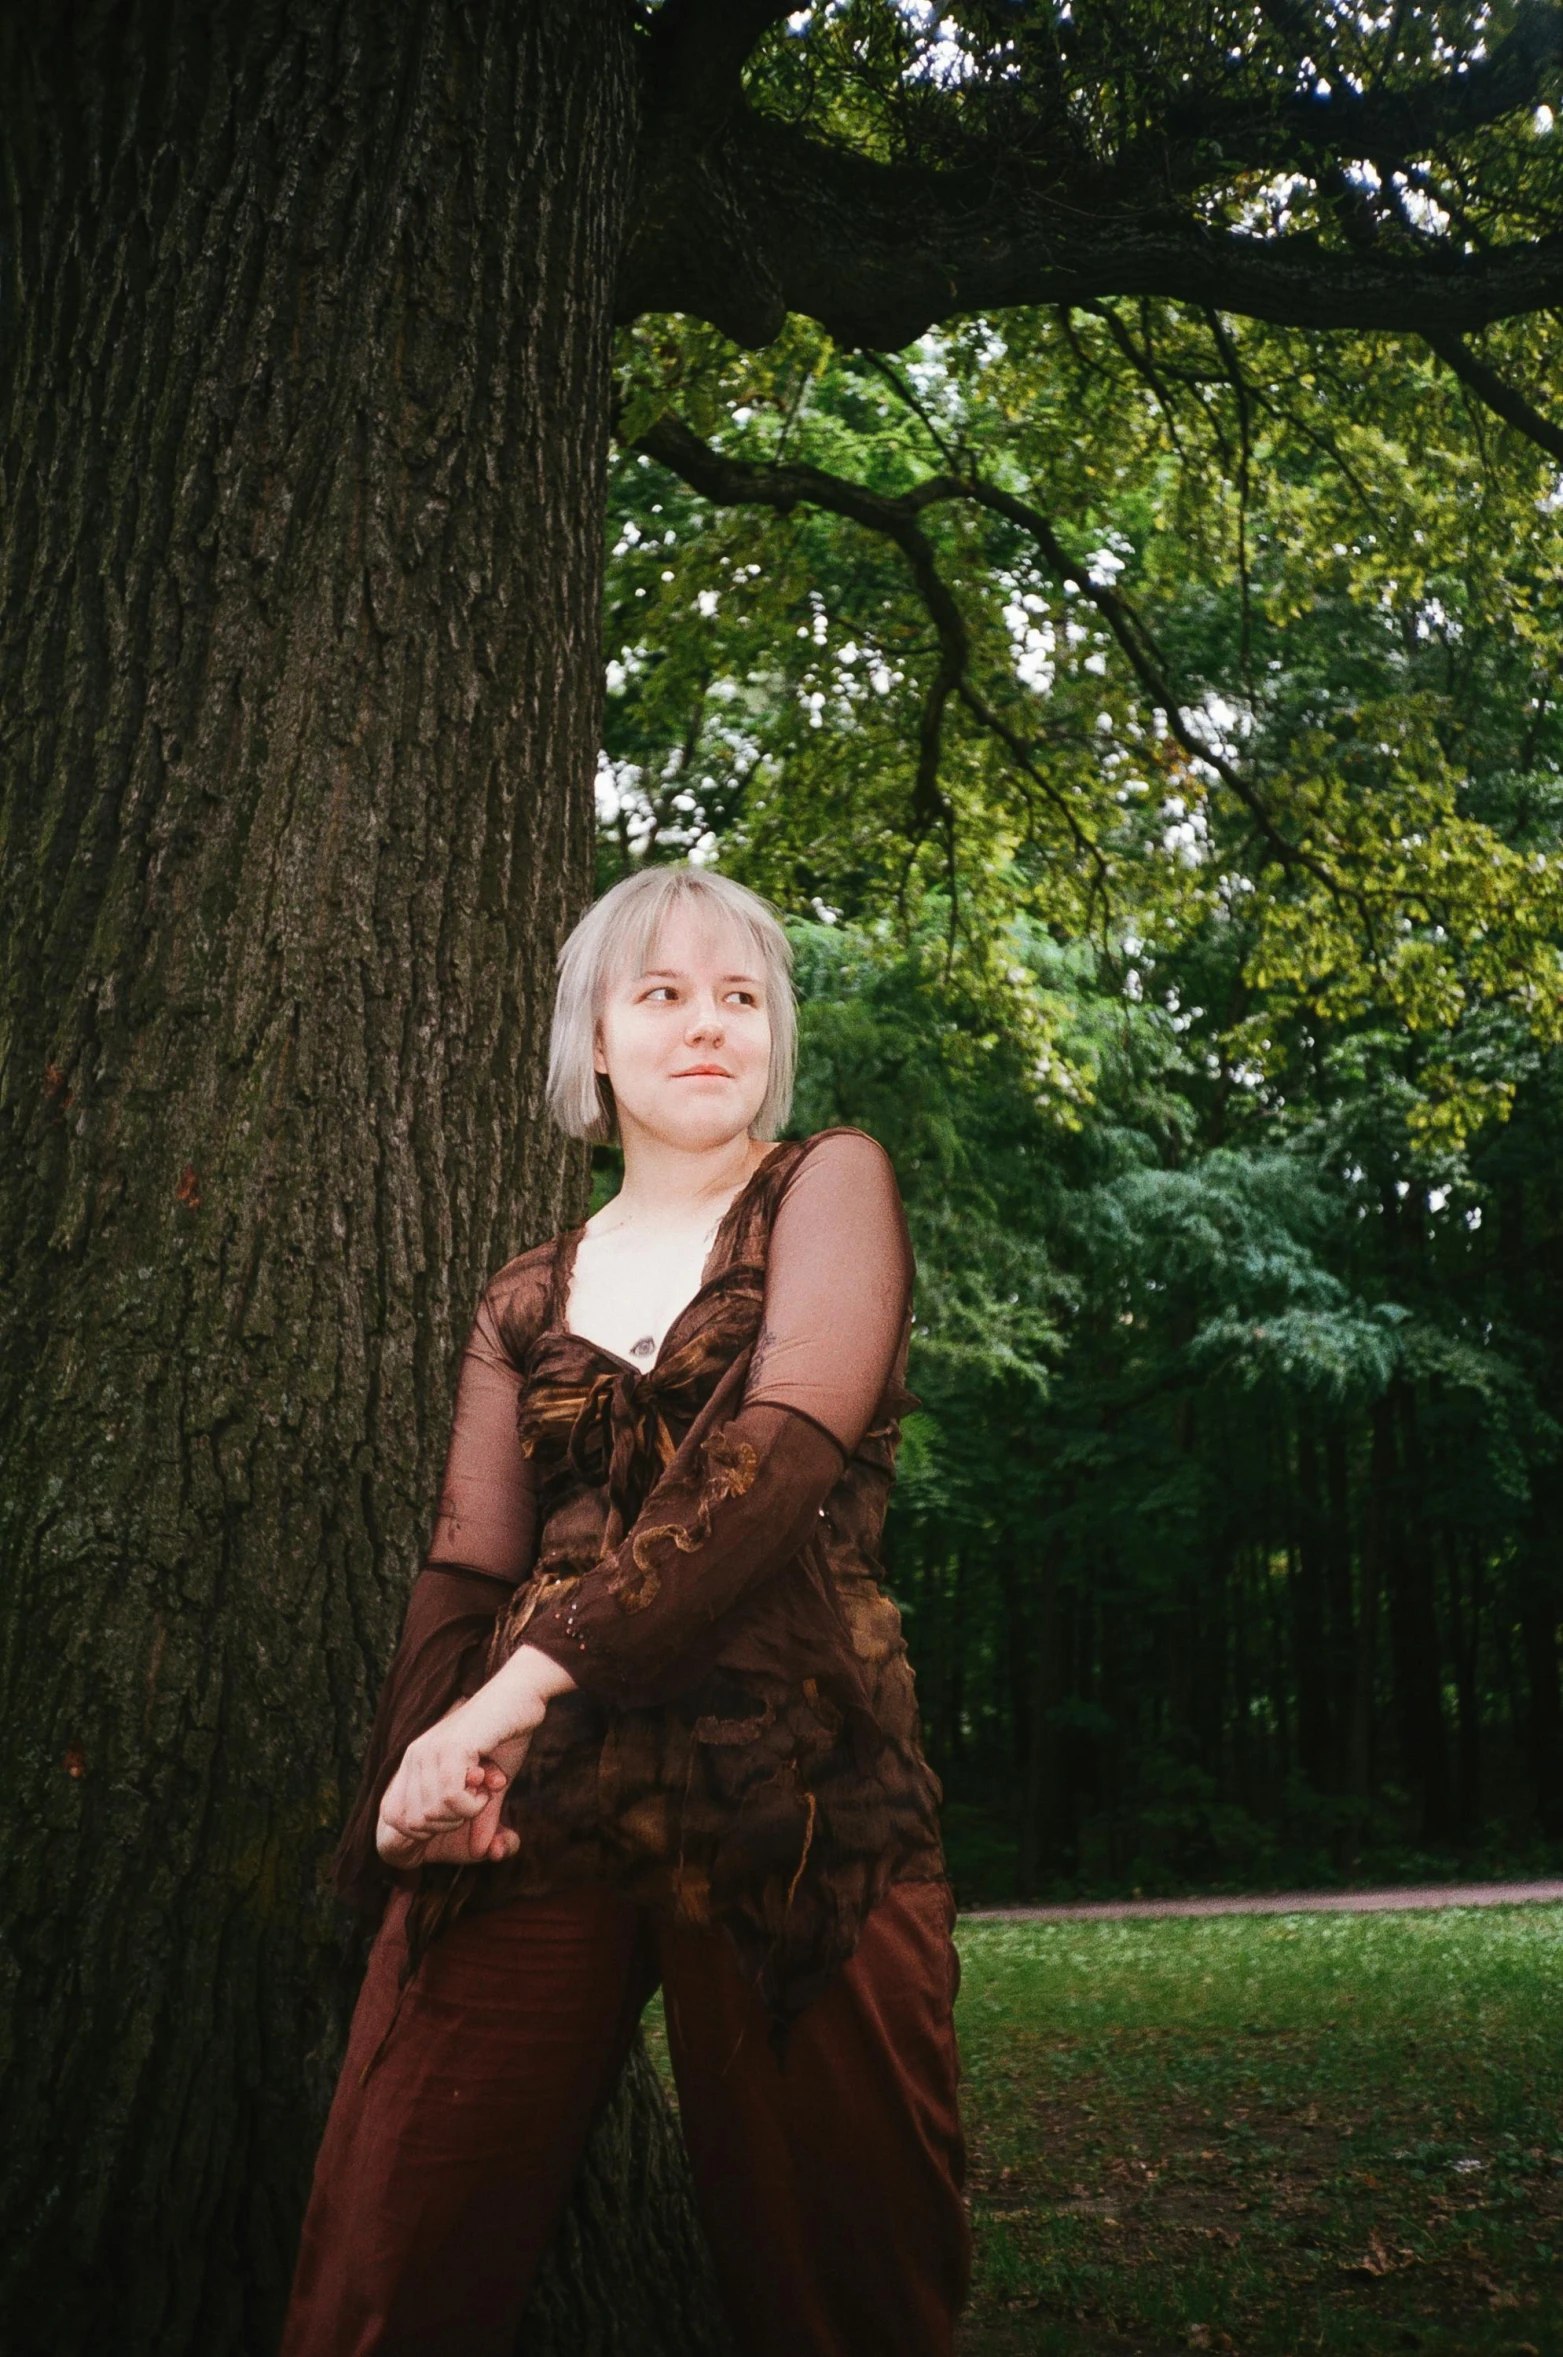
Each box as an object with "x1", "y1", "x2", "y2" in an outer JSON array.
[{"x1": 334, "y1": 1128, "x2": 948, "y2": 2036}]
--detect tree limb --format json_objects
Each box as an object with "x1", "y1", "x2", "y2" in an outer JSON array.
[
  {"x1": 1132, "y1": 1, "x2": 1563, "y2": 188},
  {"x1": 640, "y1": 0, "x2": 797, "y2": 146},
  {"x1": 960, "y1": 475, "x2": 1334, "y2": 888},
  {"x1": 630, "y1": 410, "x2": 1124, "y2": 881},
  {"x1": 627, "y1": 406, "x2": 1333, "y2": 895},
  {"x1": 621, "y1": 107, "x2": 1563, "y2": 345},
  {"x1": 1423, "y1": 328, "x2": 1563, "y2": 464},
  {"x1": 628, "y1": 413, "x2": 966, "y2": 845},
  {"x1": 623, "y1": 10, "x2": 1563, "y2": 348}
]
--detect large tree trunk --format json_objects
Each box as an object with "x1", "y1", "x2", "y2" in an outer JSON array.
[{"x1": 0, "y1": 6, "x2": 724, "y2": 2349}]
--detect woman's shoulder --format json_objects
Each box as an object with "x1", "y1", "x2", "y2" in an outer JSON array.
[
  {"x1": 785, "y1": 1125, "x2": 901, "y2": 1188},
  {"x1": 794, "y1": 1122, "x2": 894, "y2": 1157},
  {"x1": 763, "y1": 1127, "x2": 907, "y2": 1236}
]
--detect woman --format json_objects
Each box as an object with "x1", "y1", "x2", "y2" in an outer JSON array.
[{"x1": 283, "y1": 867, "x2": 970, "y2": 2357}]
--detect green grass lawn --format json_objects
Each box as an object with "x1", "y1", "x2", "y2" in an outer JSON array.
[
  {"x1": 952, "y1": 1906, "x2": 1563, "y2": 2356},
  {"x1": 642, "y1": 1903, "x2": 1563, "y2": 2356}
]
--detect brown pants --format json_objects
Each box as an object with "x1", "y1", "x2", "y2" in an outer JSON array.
[{"x1": 281, "y1": 1878, "x2": 971, "y2": 2357}]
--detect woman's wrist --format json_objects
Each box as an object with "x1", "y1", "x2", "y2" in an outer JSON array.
[
  {"x1": 372, "y1": 1647, "x2": 574, "y2": 1871},
  {"x1": 455, "y1": 1644, "x2": 578, "y2": 1753}
]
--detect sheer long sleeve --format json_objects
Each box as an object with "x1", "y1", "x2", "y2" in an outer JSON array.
[
  {"x1": 521, "y1": 1130, "x2": 913, "y2": 1711},
  {"x1": 332, "y1": 1273, "x2": 542, "y2": 1914},
  {"x1": 422, "y1": 1280, "x2": 541, "y2": 1579}
]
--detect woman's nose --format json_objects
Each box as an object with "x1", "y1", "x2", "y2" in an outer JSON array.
[{"x1": 685, "y1": 999, "x2": 724, "y2": 1040}]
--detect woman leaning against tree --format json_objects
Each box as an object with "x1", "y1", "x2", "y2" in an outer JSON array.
[{"x1": 281, "y1": 864, "x2": 971, "y2": 2356}]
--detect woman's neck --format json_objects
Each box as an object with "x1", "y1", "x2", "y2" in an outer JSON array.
[{"x1": 600, "y1": 1125, "x2": 772, "y2": 1235}]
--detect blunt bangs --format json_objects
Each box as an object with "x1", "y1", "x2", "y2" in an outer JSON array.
[{"x1": 546, "y1": 867, "x2": 796, "y2": 1144}]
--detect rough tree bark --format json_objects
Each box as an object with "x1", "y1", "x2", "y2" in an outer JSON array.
[{"x1": 0, "y1": 5, "x2": 725, "y2": 2350}]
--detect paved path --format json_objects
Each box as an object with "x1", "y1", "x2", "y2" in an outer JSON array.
[{"x1": 962, "y1": 1877, "x2": 1563, "y2": 1923}]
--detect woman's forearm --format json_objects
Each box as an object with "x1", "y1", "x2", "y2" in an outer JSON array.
[
  {"x1": 374, "y1": 1644, "x2": 579, "y2": 1867},
  {"x1": 457, "y1": 1642, "x2": 579, "y2": 1752},
  {"x1": 520, "y1": 1400, "x2": 846, "y2": 1710}
]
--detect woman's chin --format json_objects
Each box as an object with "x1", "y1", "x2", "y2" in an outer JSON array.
[{"x1": 626, "y1": 1096, "x2": 760, "y2": 1153}]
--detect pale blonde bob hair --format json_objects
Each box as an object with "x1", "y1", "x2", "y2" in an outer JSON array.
[{"x1": 547, "y1": 866, "x2": 797, "y2": 1144}]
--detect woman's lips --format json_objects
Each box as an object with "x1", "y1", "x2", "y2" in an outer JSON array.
[{"x1": 673, "y1": 1066, "x2": 732, "y2": 1077}]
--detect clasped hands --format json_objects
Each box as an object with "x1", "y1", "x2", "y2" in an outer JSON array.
[{"x1": 375, "y1": 1644, "x2": 579, "y2": 1870}]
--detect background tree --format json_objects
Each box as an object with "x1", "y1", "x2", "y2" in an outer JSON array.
[
  {"x1": 596, "y1": 280, "x2": 1563, "y2": 1902},
  {"x1": 5, "y1": 3, "x2": 1563, "y2": 2349}
]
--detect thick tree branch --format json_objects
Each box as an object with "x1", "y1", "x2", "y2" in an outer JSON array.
[
  {"x1": 623, "y1": 9, "x2": 1563, "y2": 349},
  {"x1": 1135, "y1": 1, "x2": 1563, "y2": 188},
  {"x1": 640, "y1": 0, "x2": 796, "y2": 145},
  {"x1": 629, "y1": 410, "x2": 1113, "y2": 875},
  {"x1": 622, "y1": 110, "x2": 1563, "y2": 346},
  {"x1": 1423, "y1": 328, "x2": 1563, "y2": 463}
]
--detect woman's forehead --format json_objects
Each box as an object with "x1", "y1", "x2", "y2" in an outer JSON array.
[{"x1": 627, "y1": 905, "x2": 759, "y2": 980}]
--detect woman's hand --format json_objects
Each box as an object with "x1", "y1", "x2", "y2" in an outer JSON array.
[
  {"x1": 375, "y1": 1646, "x2": 578, "y2": 1870},
  {"x1": 374, "y1": 1723, "x2": 528, "y2": 1869}
]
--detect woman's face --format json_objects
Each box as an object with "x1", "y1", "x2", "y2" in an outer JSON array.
[{"x1": 594, "y1": 902, "x2": 772, "y2": 1151}]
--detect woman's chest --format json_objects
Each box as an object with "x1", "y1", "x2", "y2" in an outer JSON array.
[
  {"x1": 564, "y1": 1224, "x2": 722, "y2": 1367},
  {"x1": 520, "y1": 1252, "x2": 770, "y2": 1511}
]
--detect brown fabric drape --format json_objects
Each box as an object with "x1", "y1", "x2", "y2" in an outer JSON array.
[
  {"x1": 332, "y1": 1129, "x2": 949, "y2": 2036},
  {"x1": 282, "y1": 1878, "x2": 970, "y2": 2357}
]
